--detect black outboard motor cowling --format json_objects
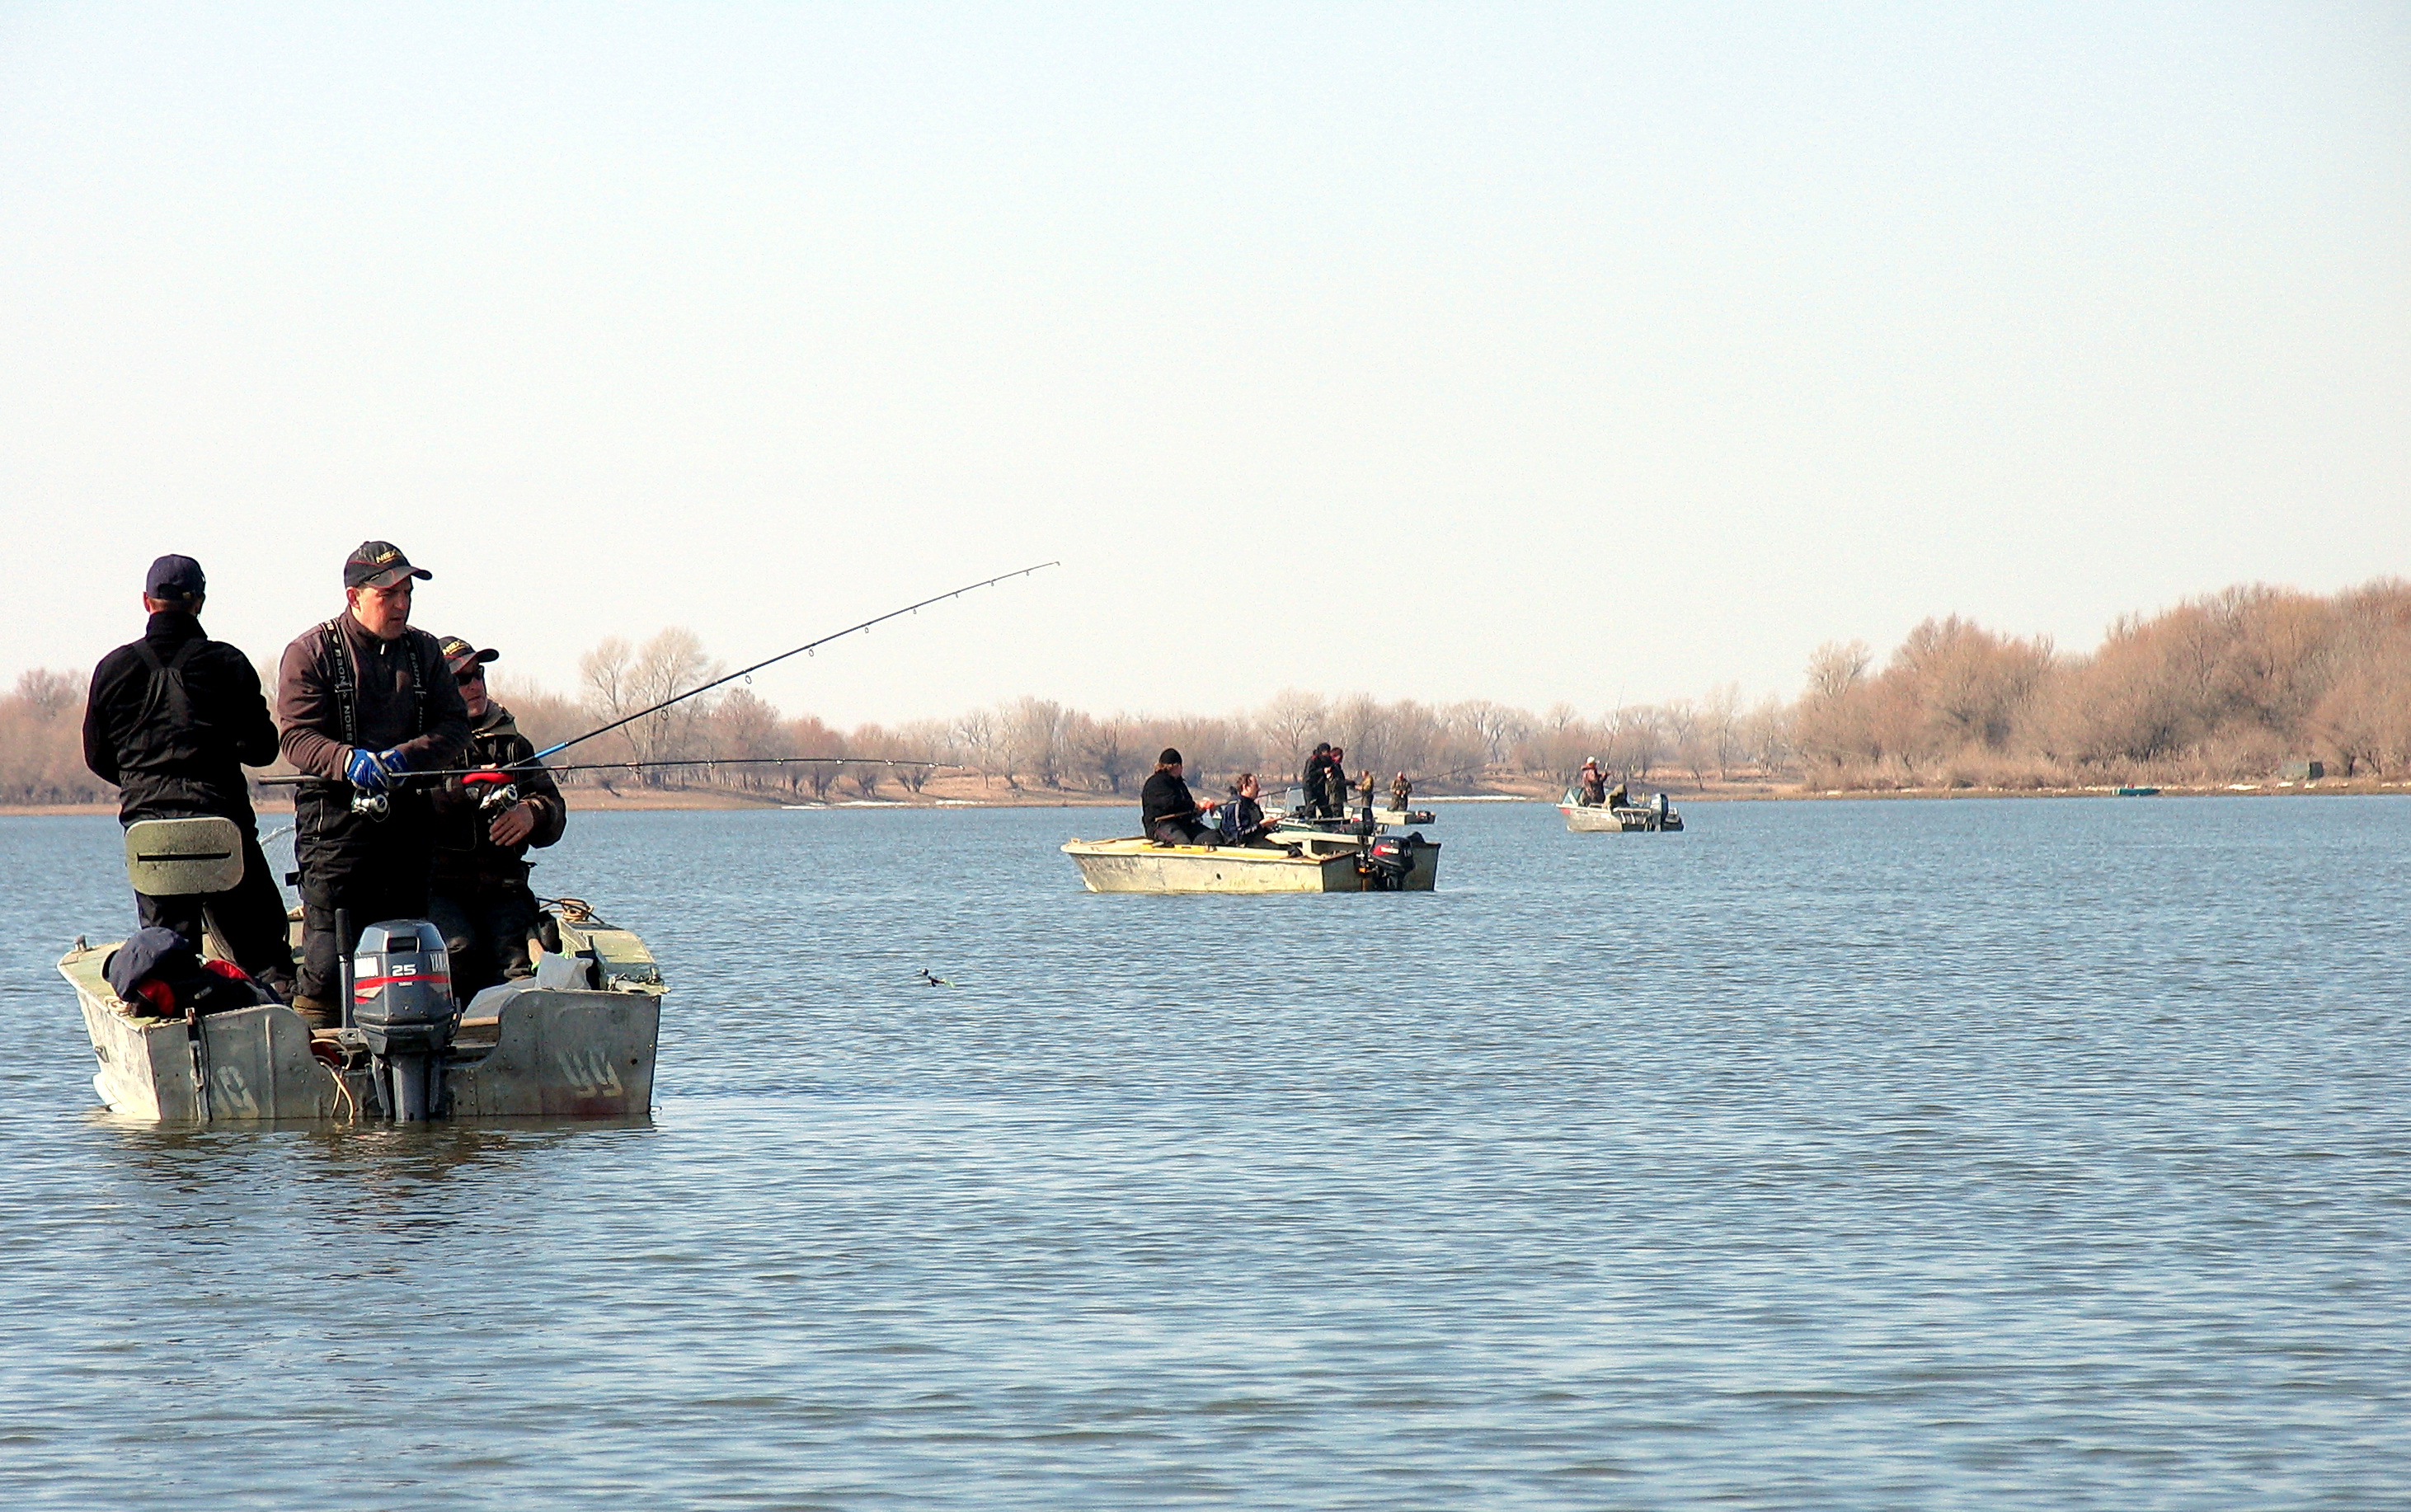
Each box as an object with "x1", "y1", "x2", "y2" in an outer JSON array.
[
  {"x1": 1362, "y1": 834, "x2": 1417, "y2": 890},
  {"x1": 350, "y1": 919, "x2": 458, "y2": 1121}
]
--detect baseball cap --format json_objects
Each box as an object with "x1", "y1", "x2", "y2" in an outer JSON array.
[
  {"x1": 144, "y1": 554, "x2": 206, "y2": 600},
  {"x1": 343, "y1": 541, "x2": 433, "y2": 590},
  {"x1": 438, "y1": 636, "x2": 499, "y2": 675}
]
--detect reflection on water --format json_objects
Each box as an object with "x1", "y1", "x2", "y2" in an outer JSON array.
[
  {"x1": 3, "y1": 799, "x2": 2409, "y2": 1509},
  {"x1": 94, "y1": 1119, "x2": 656, "y2": 1239}
]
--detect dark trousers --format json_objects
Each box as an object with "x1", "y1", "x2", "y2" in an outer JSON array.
[
  {"x1": 294, "y1": 787, "x2": 435, "y2": 1003},
  {"x1": 428, "y1": 881, "x2": 542, "y2": 1004},
  {"x1": 1153, "y1": 819, "x2": 1216, "y2": 847},
  {"x1": 129, "y1": 819, "x2": 295, "y2": 990}
]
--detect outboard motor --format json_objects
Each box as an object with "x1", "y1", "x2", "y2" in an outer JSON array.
[
  {"x1": 1360, "y1": 833, "x2": 1418, "y2": 891},
  {"x1": 350, "y1": 919, "x2": 458, "y2": 1122}
]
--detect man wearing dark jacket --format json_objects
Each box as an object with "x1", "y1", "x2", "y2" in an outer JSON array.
[
  {"x1": 1140, "y1": 748, "x2": 1220, "y2": 847},
  {"x1": 426, "y1": 636, "x2": 566, "y2": 999},
  {"x1": 82, "y1": 554, "x2": 295, "y2": 996},
  {"x1": 275, "y1": 541, "x2": 472, "y2": 1026},
  {"x1": 1299, "y1": 742, "x2": 1332, "y2": 818}
]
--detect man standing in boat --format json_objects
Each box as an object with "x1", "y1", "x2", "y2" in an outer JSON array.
[
  {"x1": 82, "y1": 554, "x2": 298, "y2": 999},
  {"x1": 426, "y1": 636, "x2": 566, "y2": 1001},
  {"x1": 275, "y1": 542, "x2": 471, "y2": 1028},
  {"x1": 1299, "y1": 742, "x2": 1333, "y2": 818},
  {"x1": 1578, "y1": 758, "x2": 1607, "y2": 806},
  {"x1": 1142, "y1": 748, "x2": 1222, "y2": 846}
]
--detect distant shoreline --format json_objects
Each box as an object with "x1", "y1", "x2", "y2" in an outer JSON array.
[{"x1": 9, "y1": 777, "x2": 2406, "y2": 819}]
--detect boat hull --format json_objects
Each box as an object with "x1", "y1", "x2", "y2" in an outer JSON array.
[
  {"x1": 1062, "y1": 836, "x2": 1439, "y2": 894},
  {"x1": 61, "y1": 941, "x2": 661, "y2": 1123},
  {"x1": 1559, "y1": 803, "x2": 1684, "y2": 833}
]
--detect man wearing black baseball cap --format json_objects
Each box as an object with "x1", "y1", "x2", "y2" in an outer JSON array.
[
  {"x1": 425, "y1": 636, "x2": 566, "y2": 999},
  {"x1": 274, "y1": 541, "x2": 471, "y2": 1026},
  {"x1": 82, "y1": 554, "x2": 296, "y2": 997}
]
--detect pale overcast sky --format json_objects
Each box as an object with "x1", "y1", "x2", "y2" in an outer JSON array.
[{"x1": 3, "y1": 3, "x2": 2405, "y2": 725}]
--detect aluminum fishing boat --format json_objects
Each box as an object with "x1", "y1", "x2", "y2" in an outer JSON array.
[
  {"x1": 63, "y1": 816, "x2": 663, "y2": 1124},
  {"x1": 1559, "y1": 790, "x2": 1685, "y2": 833}
]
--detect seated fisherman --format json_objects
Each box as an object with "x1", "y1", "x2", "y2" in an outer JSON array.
[
  {"x1": 1606, "y1": 779, "x2": 1629, "y2": 810},
  {"x1": 1578, "y1": 758, "x2": 1608, "y2": 806},
  {"x1": 1141, "y1": 748, "x2": 1220, "y2": 846},
  {"x1": 426, "y1": 637, "x2": 566, "y2": 1001},
  {"x1": 1216, "y1": 772, "x2": 1281, "y2": 847}
]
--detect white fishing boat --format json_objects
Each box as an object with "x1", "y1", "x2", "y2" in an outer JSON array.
[
  {"x1": 63, "y1": 817, "x2": 664, "y2": 1123},
  {"x1": 1559, "y1": 790, "x2": 1685, "y2": 833},
  {"x1": 1063, "y1": 824, "x2": 1439, "y2": 894}
]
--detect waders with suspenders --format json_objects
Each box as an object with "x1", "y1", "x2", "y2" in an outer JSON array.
[{"x1": 314, "y1": 617, "x2": 429, "y2": 819}]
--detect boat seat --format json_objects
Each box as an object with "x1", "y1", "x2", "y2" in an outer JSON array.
[{"x1": 124, "y1": 817, "x2": 244, "y2": 896}]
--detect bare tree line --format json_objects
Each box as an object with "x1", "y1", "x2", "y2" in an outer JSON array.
[
  {"x1": 7, "y1": 579, "x2": 2407, "y2": 806},
  {"x1": 1790, "y1": 580, "x2": 2411, "y2": 789}
]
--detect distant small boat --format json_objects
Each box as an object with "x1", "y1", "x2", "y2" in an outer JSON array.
[
  {"x1": 2115, "y1": 786, "x2": 2160, "y2": 797},
  {"x1": 1559, "y1": 790, "x2": 1684, "y2": 833}
]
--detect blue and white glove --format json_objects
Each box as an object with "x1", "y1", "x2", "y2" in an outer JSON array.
[{"x1": 345, "y1": 746, "x2": 409, "y2": 793}]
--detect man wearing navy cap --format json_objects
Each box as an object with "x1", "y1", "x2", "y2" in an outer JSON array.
[
  {"x1": 275, "y1": 541, "x2": 471, "y2": 1026},
  {"x1": 82, "y1": 554, "x2": 297, "y2": 998}
]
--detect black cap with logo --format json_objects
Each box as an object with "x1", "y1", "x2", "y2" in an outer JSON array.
[
  {"x1": 344, "y1": 541, "x2": 434, "y2": 590},
  {"x1": 437, "y1": 636, "x2": 500, "y2": 675}
]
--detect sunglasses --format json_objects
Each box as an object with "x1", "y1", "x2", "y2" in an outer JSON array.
[{"x1": 456, "y1": 669, "x2": 486, "y2": 686}]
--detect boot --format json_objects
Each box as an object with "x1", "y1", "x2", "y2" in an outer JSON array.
[{"x1": 289, "y1": 994, "x2": 338, "y2": 1032}]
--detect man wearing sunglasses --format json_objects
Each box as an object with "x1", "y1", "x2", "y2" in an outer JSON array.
[
  {"x1": 426, "y1": 637, "x2": 566, "y2": 1000},
  {"x1": 275, "y1": 541, "x2": 471, "y2": 1027}
]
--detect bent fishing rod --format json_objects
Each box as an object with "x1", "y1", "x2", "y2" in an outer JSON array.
[
  {"x1": 259, "y1": 561, "x2": 1058, "y2": 785},
  {"x1": 525, "y1": 561, "x2": 1057, "y2": 767},
  {"x1": 458, "y1": 756, "x2": 945, "y2": 776}
]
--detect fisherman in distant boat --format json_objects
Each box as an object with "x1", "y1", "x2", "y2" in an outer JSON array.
[
  {"x1": 1141, "y1": 748, "x2": 1221, "y2": 846},
  {"x1": 1300, "y1": 742, "x2": 1333, "y2": 818},
  {"x1": 1577, "y1": 758, "x2": 1607, "y2": 806},
  {"x1": 1390, "y1": 772, "x2": 1412, "y2": 814},
  {"x1": 425, "y1": 637, "x2": 566, "y2": 1001},
  {"x1": 1324, "y1": 746, "x2": 1349, "y2": 817},
  {"x1": 1606, "y1": 778, "x2": 1629, "y2": 810},
  {"x1": 275, "y1": 542, "x2": 472, "y2": 1029},
  {"x1": 1216, "y1": 772, "x2": 1282, "y2": 847},
  {"x1": 82, "y1": 554, "x2": 297, "y2": 999}
]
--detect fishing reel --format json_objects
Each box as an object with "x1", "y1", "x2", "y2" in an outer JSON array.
[
  {"x1": 350, "y1": 790, "x2": 391, "y2": 819},
  {"x1": 463, "y1": 769, "x2": 520, "y2": 815}
]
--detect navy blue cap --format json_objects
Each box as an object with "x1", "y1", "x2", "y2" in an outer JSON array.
[{"x1": 145, "y1": 554, "x2": 206, "y2": 601}]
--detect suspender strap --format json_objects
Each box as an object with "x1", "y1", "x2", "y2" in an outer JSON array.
[
  {"x1": 409, "y1": 638, "x2": 427, "y2": 739},
  {"x1": 321, "y1": 618, "x2": 359, "y2": 749}
]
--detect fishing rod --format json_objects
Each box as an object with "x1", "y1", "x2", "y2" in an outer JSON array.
[
  {"x1": 528, "y1": 560, "x2": 1059, "y2": 768},
  {"x1": 256, "y1": 756, "x2": 947, "y2": 787},
  {"x1": 448, "y1": 756, "x2": 946, "y2": 777},
  {"x1": 256, "y1": 561, "x2": 1058, "y2": 789}
]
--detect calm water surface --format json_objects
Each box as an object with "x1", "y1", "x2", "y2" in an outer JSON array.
[{"x1": 2, "y1": 797, "x2": 2407, "y2": 1509}]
